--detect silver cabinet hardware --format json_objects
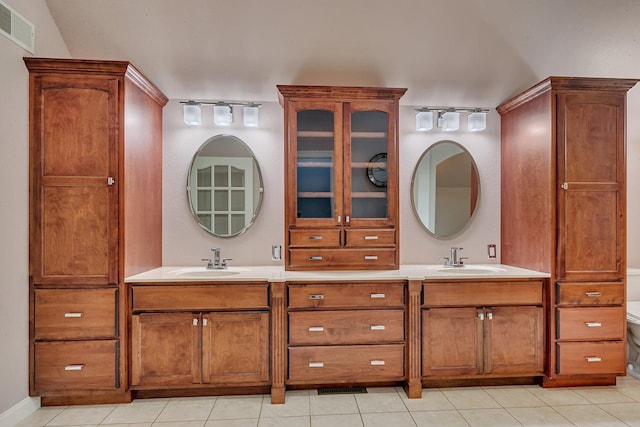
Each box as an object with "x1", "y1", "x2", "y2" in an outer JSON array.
[
  {"x1": 364, "y1": 255, "x2": 378, "y2": 260},
  {"x1": 370, "y1": 360, "x2": 385, "y2": 366},
  {"x1": 308, "y1": 362, "x2": 324, "y2": 368},
  {"x1": 203, "y1": 319, "x2": 208, "y2": 326},
  {"x1": 370, "y1": 293, "x2": 385, "y2": 299},
  {"x1": 308, "y1": 326, "x2": 325, "y2": 332},
  {"x1": 585, "y1": 356, "x2": 602, "y2": 363},
  {"x1": 585, "y1": 322, "x2": 602, "y2": 327},
  {"x1": 364, "y1": 235, "x2": 379, "y2": 240},
  {"x1": 345, "y1": 215, "x2": 350, "y2": 224},
  {"x1": 308, "y1": 294, "x2": 324, "y2": 300},
  {"x1": 65, "y1": 364, "x2": 84, "y2": 371},
  {"x1": 487, "y1": 312, "x2": 493, "y2": 320},
  {"x1": 337, "y1": 216, "x2": 341, "y2": 224},
  {"x1": 478, "y1": 312, "x2": 485, "y2": 320},
  {"x1": 309, "y1": 236, "x2": 323, "y2": 240},
  {"x1": 370, "y1": 325, "x2": 386, "y2": 331},
  {"x1": 561, "y1": 182, "x2": 569, "y2": 190},
  {"x1": 585, "y1": 291, "x2": 602, "y2": 297},
  {"x1": 309, "y1": 256, "x2": 323, "y2": 261},
  {"x1": 193, "y1": 318, "x2": 198, "y2": 326},
  {"x1": 107, "y1": 177, "x2": 115, "y2": 186},
  {"x1": 64, "y1": 312, "x2": 83, "y2": 318}
]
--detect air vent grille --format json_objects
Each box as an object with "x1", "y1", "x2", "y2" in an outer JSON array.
[{"x1": 0, "y1": 0, "x2": 34, "y2": 53}]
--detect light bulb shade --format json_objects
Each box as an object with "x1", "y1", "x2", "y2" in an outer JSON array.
[
  {"x1": 439, "y1": 111, "x2": 460, "y2": 131},
  {"x1": 468, "y1": 111, "x2": 487, "y2": 131},
  {"x1": 213, "y1": 104, "x2": 233, "y2": 126},
  {"x1": 243, "y1": 105, "x2": 260, "y2": 127},
  {"x1": 415, "y1": 111, "x2": 433, "y2": 131},
  {"x1": 183, "y1": 103, "x2": 202, "y2": 125}
]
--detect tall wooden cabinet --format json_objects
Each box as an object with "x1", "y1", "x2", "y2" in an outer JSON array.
[
  {"x1": 497, "y1": 77, "x2": 638, "y2": 386},
  {"x1": 277, "y1": 86, "x2": 406, "y2": 270},
  {"x1": 26, "y1": 58, "x2": 167, "y2": 405}
]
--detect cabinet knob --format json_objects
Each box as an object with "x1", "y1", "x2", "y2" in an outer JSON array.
[
  {"x1": 370, "y1": 360, "x2": 386, "y2": 366},
  {"x1": 370, "y1": 325, "x2": 386, "y2": 331},
  {"x1": 308, "y1": 326, "x2": 324, "y2": 332},
  {"x1": 487, "y1": 312, "x2": 493, "y2": 320},
  {"x1": 193, "y1": 318, "x2": 198, "y2": 326},
  {"x1": 64, "y1": 312, "x2": 83, "y2": 318},
  {"x1": 107, "y1": 177, "x2": 115, "y2": 186},
  {"x1": 585, "y1": 322, "x2": 602, "y2": 327},
  {"x1": 585, "y1": 356, "x2": 602, "y2": 363},
  {"x1": 203, "y1": 319, "x2": 208, "y2": 326},
  {"x1": 65, "y1": 364, "x2": 84, "y2": 371},
  {"x1": 478, "y1": 312, "x2": 485, "y2": 320},
  {"x1": 370, "y1": 293, "x2": 386, "y2": 299},
  {"x1": 308, "y1": 362, "x2": 324, "y2": 368}
]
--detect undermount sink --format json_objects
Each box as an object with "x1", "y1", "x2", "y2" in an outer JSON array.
[
  {"x1": 435, "y1": 265, "x2": 507, "y2": 275},
  {"x1": 169, "y1": 267, "x2": 247, "y2": 277}
]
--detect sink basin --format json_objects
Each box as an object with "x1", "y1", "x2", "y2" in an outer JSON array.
[
  {"x1": 435, "y1": 266, "x2": 507, "y2": 275},
  {"x1": 168, "y1": 267, "x2": 246, "y2": 278}
]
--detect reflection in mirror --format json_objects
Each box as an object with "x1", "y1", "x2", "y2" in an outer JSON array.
[
  {"x1": 411, "y1": 140, "x2": 479, "y2": 239},
  {"x1": 187, "y1": 135, "x2": 263, "y2": 237}
]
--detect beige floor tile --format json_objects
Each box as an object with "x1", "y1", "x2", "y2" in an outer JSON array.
[
  {"x1": 155, "y1": 397, "x2": 216, "y2": 422},
  {"x1": 527, "y1": 387, "x2": 591, "y2": 406},
  {"x1": 507, "y1": 406, "x2": 574, "y2": 427},
  {"x1": 260, "y1": 390, "x2": 309, "y2": 418},
  {"x1": 360, "y1": 412, "x2": 416, "y2": 427},
  {"x1": 459, "y1": 408, "x2": 521, "y2": 427},
  {"x1": 102, "y1": 424, "x2": 151, "y2": 427},
  {"x1": 570, "y1": 387, "x2": 636, "y2": 404},
  {"x1": 309, "y1": 393, "x2": 359, "y2": 415},
  {"x1": 14, "y1": 406, "x2": 67, "y2": 427},
  {"x1": 411, "y1": 410, "x2": 469, "y2": 427},
  {"x1": 311, "y1": 414, "x2": 364, "y2": 427},
  {"x1": 553, "y1": 404, "x2": 628, "y2": 426},
  {"x1": 484, "y1": 386, "x2": 546, "y2": 408},
  {"x1": 150, "y1": 422, "x2": 205, "y2": 427},
  {"x1": 208, "y1": 395, "x2": 263, "y2": 420},
  {"x1": 204, "y1": 419, "x2": 258, "y2": 427},
  {"x1": 400, "y1": 388, "x2": 455, "y2": 411},
  {"x1": 599, "y1": 402, "x2": 640, "y2": 426},
  {"x1": 102, "y1": 400, "x2": 169, "y2": 424},
  {"x1": 441, "y1": 388, "x2": 501, "y2": 410},
  {"x1": 354, "y1": 388, "x2": 407, "y2": 414},
  {"x1": 46, "y1": 405, "x2": 116, "y2": 426},
  {"x1": 257, "y1": 416, "x2": 310, "y2": 427}
]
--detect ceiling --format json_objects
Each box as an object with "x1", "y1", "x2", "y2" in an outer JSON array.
[{"x1": 45, "y1": 0, "x2": 640, "y2": 107}]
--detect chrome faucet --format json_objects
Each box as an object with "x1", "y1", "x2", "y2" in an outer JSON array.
[
  {"x1": 202, "y1": 247, "x2": 231, "y2": 269},
  {"x1": 442, "y1": 247, "x2": 468, "y2": 267}
]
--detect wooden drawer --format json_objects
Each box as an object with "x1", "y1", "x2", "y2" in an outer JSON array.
[
  {"x1": 288, "y1": 248, "x2": 396, "y2": 269},
  {"x1": 556, "y1": 282, "x2": 624, "y2": 306},
  {"x1": 345, "y1": 229, "x2": 395, "y2": 247},
  {"x1": 34, "y1": 340, "x2": 118, "y2": 392},
  {"x1": 34, "y1": 288, "x2": 117, "y2": 340},
  {"x1": 557, "y1": 341, "x2": 625, "y2": 375},
  {"x1": 289, "y1": 229, "x2": 341, "y2": 247},
  {"x1": 288, "y1": 344, "x2": 404, "y2": 382},
  {"x1": 423, "y1": 281, "x2": 543, "y2": 307},
  {"x1": 131, "y1": 284, "x2": 269, "y2": 311},
  {"x1": 557, "y1": 307, "x2": 625, "y2": 340},
  {"x1": 288, "y1": 283, "x2": 405, "y2": 308},
  {"x1": 289, "y1": 310, "x2": 404, "y2": 345}
]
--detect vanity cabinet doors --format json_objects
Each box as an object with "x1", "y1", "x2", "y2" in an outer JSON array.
[{"x1": 278, "y1": 85, "x2": 406, "y2": 270}]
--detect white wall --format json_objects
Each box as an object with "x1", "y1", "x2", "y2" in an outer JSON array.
[{"x1": 0, "y1": 0, "x2": 69, "y2": 416}]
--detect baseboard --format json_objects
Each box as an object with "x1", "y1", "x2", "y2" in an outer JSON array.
[{"x1": 0, "y1": 396, "x2": 40, "y2": 427}]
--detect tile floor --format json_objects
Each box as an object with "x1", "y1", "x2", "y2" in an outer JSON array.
[{"x1": 15, "y1": 376, "x2": 640, "y2": 427}]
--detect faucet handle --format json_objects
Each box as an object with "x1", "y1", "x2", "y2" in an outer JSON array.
[
  {"x1": 222, "y1": 258, "x2": 233, "y2": 268},
  {"x1": 201, "y1": 258, "x2": 214, "y2": 269}
]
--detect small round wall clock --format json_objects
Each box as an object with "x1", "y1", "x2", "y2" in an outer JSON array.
[{"x1": 367, "y1": 153, "x2": 388, "y2": 187}]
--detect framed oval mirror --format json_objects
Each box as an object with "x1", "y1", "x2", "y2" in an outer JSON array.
[
  {"x1": 187, "y1": 134, "x2": 264, "y2": 237},
  {"x1": 411, "y1": 140, "x2": 480, "y2": 239}
]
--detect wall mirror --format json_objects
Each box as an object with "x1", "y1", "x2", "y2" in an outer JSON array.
[
  {"x1": 187, "y1": 134, "x2": 264, "y2": 237},
  {"x1": 411, "y1": 140, "x2": 479, "y2": 239}
]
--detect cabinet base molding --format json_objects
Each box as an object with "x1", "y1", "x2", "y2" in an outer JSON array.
[
  {"x1": 423, "y1": 376, "x2": 541, "y2": 389},
  {"x1": 541, "y1": 375, "x2": 617, "y2": 388},
  {"x1": 133, "y1": 386, "x2": 271, "y2": 400},
  {"x1": 40, "y1": 391, "x2": 132, "y2": 406}
]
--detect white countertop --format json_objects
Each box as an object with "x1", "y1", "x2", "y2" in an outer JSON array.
[{"x1": 125, "y1": 264, "x2": 550, "y2": 283}]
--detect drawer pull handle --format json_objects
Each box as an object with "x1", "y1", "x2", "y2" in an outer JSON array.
[
  {"x1": 370, "y1": 360, "x2": 386, "y2": 366},
  {"x1": 585, "y1": 356, "x2": 602, "y2": 363},
  {"x1": 64, "y1": 312, "x2": 83, "y2": 318},
  {"x1": 364, "y1": 235, "x2": 379, "y2": 240},
  {"x1": 309, "y1": 256, "x2": 323, "y2": 261},
  {"x1": 308, "y1": 326, "x2": 325, "y2": 332},
  {"x1": 585, "y1": 292, "x2": 602, "y2": 297},
  {"x1": 370, "y1": 293, "x2": 386, "y2": 299},
  {"x1": 309, "y1": 236, "x2": 323, "y2": 240},
  {"x1": 309, "y1": 362, "x2": 324, "y2": 368},
  {"x1": 309, "y1": 294, "x2": 324, "y2": 300},
  {"x1": 585, "y1": 322, "x2": 602, "y2": 327},
  {"x1": 370, "y1": 325, "x2": 386, "y2": 331},
  {"x1": 364, "y1": 255, "x2": 378, "y2": 260},
  {"x1": 65, "y1": 364, "x2": 84, "y2": 371}
]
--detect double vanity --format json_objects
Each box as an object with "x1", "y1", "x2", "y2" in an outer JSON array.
[{"x1": 126, "y1": 264, "x2": 548, "y2": 403}]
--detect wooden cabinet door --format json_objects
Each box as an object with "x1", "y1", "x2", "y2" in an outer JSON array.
[
  {"x1": 31, "y1": 75, "x2": 118, "y2": 286},
  {"x1": 202, "y1": 312, "x2": 269, "y2": 384},
  {"x1": 422, "y1": 307, "x2": 482, "y2": 377},
  {"x1": 556, "y1": 92, "x2": 625, "y2": 281},
  {"x1": 485, "y1": 306, "x2": 544, "y2": 375},
  {"x1": 131, "y1": 313, "x2": 200, "y2": 386}
]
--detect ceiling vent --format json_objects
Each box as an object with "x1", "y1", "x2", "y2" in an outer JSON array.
[{"x1": 0, "y1": 0, "x2": 34, "y2": 53}]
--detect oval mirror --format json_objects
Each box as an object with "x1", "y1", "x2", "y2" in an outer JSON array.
[
  {"x1": 411, "y1": 140, "x2": 480, "y2": 239},
  {"x1": 187, "y1": 135, "x2": 264, "y2": 237}
]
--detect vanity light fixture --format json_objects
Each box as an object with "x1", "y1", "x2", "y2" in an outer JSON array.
[
  {"x1": 179, "y1": 100, "x2": 262, "y2": 127},
  {"x1": 415, "y1": 107, "x2": 490, "y2": 132}
]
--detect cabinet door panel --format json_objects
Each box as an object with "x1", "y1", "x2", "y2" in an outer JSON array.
[
  {"x1": 202, "y1": 312, "x2": 269, "y2": 384},
  {"x1": 131, "y1": 313, "x2": 200, "y2": 386}
]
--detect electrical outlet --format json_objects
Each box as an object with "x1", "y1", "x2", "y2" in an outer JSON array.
[
  {"x1": 271, "y1": 245, "x2": 281, "y2": 261},
  {"x1": 487, "y1": 244, "x2": 497, "y2": 259}
]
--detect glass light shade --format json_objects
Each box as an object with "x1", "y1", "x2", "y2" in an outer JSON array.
[
  {"x1": 183, "y1": 103, "x2": 202, "y2": 125},
  {"x1": 213, "y1": 104, "x2": 233, "y2": 126},
  {"x1": 243, "y1": 105, "x2": 260, "y2": 127},
  {"x1": 415, "y1": 111, "x2": 433, "y2": 131},
  {"x1": 468, "y1": 111, "x2": 487, "y2": 131},
  {"x1": 439, "y1": 111, "x2": 460, "y2": 131}
]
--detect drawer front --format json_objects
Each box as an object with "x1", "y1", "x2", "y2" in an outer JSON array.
[
  {"x1": 289, "y1": 229, "x2": 341, "y2": 247},
  {"x1": 289, "y1": 310, "x2": 404, "y2": 345},
  {"x1": 423, "y1": 281, "x2": 543, "y2": 307},
  {"x1": 34, "y1": 340, "x2": 118, "y2": 392},
  {"x1": 288, "y1": 344, "x2": 404, "y2": 382},
  {"x1": 345, "y1": 229, "x2": 395, "y2": 247},
  {"x1": 288, "y1": 283, "x2": 405, "y2": 308},
  {"x1": 557, "y1": 307, "x2": 625, "y2": 340},
  {"x1": 556, "y1": 282, "x2": 624, "y2": 306},
  {"x1": 131, "y1": 284, "x2": 269, "y2": 311},
  {"x1": 34, "y1": 288, "x2": 117, "y2": 339},
  {"x1": 288, "y1": 248, "x2": 396, "y2": 269},
  {"x1": 557, "y1": 341, "x2": 625, "y2": 375}
]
